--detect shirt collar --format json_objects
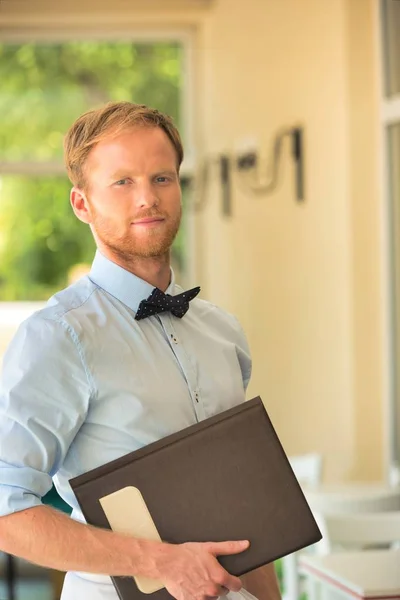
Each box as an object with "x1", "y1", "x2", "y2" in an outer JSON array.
[{"x1": 88, "y1": 250, "x2": 176, "y2": 313}]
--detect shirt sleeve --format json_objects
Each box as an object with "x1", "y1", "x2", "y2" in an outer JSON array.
[{"x1": 0, "y1": 314, "x2": 92, "y2": 516}]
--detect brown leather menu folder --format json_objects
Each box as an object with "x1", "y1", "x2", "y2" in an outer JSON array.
[{"x1": 69, "y1": 396, "x2": 322, "y2": 600}]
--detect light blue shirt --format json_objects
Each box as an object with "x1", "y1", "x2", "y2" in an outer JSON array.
[{"x1": 0, "y1": 250, "x2": 251, "y2": 523}]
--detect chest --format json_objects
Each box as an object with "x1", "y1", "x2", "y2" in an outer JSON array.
[{"x1": 83, "y1": 310, "x2": 246, "y2": 444}]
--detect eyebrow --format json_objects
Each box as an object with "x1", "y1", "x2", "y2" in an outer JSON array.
[{"x1": 109, "y1": 169, "x2": 178, "y2": 180}]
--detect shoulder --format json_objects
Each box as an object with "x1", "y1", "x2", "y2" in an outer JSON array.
[
  {"x1": 1, "y1": 283, "x2": 95, "y2": 409},
  {"x1": 175, "y1": 284, "x2": 247, "y2": 343},
  {"x1": 37, "y1": 276, "x2": 98, "y2": 323},
  {"x1": 194, "y1": 297, "x2": 243, "y2": 332},
  {"x1": 4, "y1": 277, "x2": 98, "y2": 359}
]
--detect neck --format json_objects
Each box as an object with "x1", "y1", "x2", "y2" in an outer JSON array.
[{"x1": 99, "y1": 247, "x2": 172, "y2": 291}]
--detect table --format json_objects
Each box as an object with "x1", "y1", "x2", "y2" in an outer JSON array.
[
  {"x1": 299, "y1": 549, "x2": 400, "y2": 599},
  {"x1": 282, "y1": 484, "x2": 400, "y2": 600}
]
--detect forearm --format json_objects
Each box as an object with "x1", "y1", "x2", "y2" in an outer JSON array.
[
  {"x1": 0, "y1": 505, "x2": 164, "y2": 577},
  {"x1": 241, "y1": 564, "x2": 281, "y2": 600}
]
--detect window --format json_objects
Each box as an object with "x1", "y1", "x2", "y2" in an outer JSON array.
[
  {"x1": 381, "y1": 0, "x2": 400, "y2": 97},
  {"x1": 380, "y1": 0, "x2": 400, "y2": 482},
  {"x1": 0, "y1": 37, "x2": 191, "y2": 300},
  {"x1": 387, "y1": 123, "x2": 400, "y2": 478}
]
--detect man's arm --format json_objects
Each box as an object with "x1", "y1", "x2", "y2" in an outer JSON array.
[
  {"x1": 241, "y1": 565, "x2": 281, "y2": 600},
  {"x1": 0, "y1": 505, "x2": 249, "y2": 600}
]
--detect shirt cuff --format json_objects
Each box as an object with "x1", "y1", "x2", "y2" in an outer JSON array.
[{"x1": 0, "y1": 464, "x2": 52, "y2": 516}]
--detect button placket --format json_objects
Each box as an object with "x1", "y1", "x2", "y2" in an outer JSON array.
[{"x1": 161, "y1": 315, "x2": 203, "y2": 418}]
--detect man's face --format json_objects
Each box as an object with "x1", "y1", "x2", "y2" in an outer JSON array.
[{"x1": 75, "y1": 126, "x2": 182, "y2": 262}]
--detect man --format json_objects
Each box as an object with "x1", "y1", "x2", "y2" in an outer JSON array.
[{"x1": 0, "y1": 102, "x2": 280, "y2": 600}]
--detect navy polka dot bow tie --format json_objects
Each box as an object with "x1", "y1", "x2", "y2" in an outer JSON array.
[{"x1": 135, "y1": 286, "x2": 201, "y2": 321}]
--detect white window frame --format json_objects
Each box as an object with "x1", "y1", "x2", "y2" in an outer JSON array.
[
  {"x1": 376, "y1": 0, "x2": 400, "y2": 484},
  {"x1": 0, "y1": 25, "x2": 197, "y2": 291}
]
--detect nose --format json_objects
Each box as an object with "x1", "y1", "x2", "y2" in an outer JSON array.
[{"x1": 133, "y1": 180, "x2": 158, "y2": 210}]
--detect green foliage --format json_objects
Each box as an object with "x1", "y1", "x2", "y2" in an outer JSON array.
[
  {"x1": 0, "y1": 41, "x2": 182, "y2": 162},
  {"x1": 0, "y1": 41, "x2": 182, "y2": 300},
  {"x1": 274, "y1": 558, "x2": 284, "y2": 593},
  {"x1": 0, "y1": 175, "x2": 95, "y2": 299}
]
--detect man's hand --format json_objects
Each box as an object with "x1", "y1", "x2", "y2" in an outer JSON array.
[
  {"x1": 154, "y1": 539, "x2": 250, "y2": 600},
  {"x1": 0, "y1": 507, "x2": 250, "y2": 600}
]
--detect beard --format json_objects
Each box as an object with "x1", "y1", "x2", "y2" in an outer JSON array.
[{"x1": 90, "y1": 206, "x2": 182, "y2": 262}]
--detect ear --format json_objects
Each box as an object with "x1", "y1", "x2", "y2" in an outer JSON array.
[{"x1": 70, "y1": 187, "x2": 92, "y2": 224}]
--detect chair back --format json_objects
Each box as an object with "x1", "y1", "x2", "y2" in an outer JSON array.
[
  {"x1": 289, "y1": 453, "x2": 323, "y2": 488},
  {"x1": 319, "y1": 511, "x2": 400, "y2": 553}
]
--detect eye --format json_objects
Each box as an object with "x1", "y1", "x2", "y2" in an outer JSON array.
[
  {"x1": 114, "y1": 179, "x2": 130, "y2": 186},
  {"x1": 155, "y1": 176, "x2": 171, "y2": 184}
]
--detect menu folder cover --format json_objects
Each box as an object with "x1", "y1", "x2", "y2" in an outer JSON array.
[{"x1": 70, "y1": 396, "x2": 322, "y2": 600}]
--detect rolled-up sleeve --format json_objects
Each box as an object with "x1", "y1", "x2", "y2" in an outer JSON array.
[{"x1": 0, "y1": 314, "x2": 92, "y2": 515}]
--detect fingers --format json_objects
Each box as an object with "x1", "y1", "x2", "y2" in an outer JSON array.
[
  {"x1": 220, "y1": 573, "x2": 243, "y2": 593},
  {"x1": 201, "y1": 540, "x2": 249, "y2": 593},
  {"x1": 163, "y1": 540, "x2": 249, "y2": 600},
  {"x1": 205, "y1": 540, "x2": 250, "y2": 556},
  {"x1": 206, "y1": 585, "x2": 230, "y2": 598}
]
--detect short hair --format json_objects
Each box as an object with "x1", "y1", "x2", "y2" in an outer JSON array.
[{"x1": 64, "y1": 101, "x2": 184, "y2": 189}]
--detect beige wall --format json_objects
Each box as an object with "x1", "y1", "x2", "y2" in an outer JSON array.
[
  {"x1": 346, "y1": 0, "x2": 385, "y2": 481},
  {"x1": 193, "y1": 0, "x2": 384, "y2": 482},
  {"x1": 1, "y1": 0, "x2": 386, "y2": 482}
]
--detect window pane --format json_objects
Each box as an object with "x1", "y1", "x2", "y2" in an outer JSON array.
[
  {"x1": 0, "y1": 41, "x2": 182, "y2": 162},
  {"x1": 0, "y1": 175, "x2": 95, "y2": 300},
  {"x1": 382, "y1": 0, "x2": 400, "y2": 97},
  {"x1": 388, "y1": 122, "x2": 400, "y2": 467}
]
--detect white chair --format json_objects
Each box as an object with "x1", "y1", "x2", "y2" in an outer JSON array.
[
  {"x1": 281, "y1": 454, "x2": 323, "y2": 600},
  {"x1": 389, "y1": 463, "x2": 400, "y2": 487},
  {"x1": 289, "y1": 453, "x2": 323, "y2": 488},
  {"x1": 316, "y1": 511, "x2": 400, "y2": 554}
]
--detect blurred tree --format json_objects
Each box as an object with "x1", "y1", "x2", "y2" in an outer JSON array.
[{"x1": 0, "y1": 41, "x2": 184, "y2": 300}]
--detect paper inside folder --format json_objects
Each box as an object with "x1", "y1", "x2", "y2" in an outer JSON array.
[{"x1": 99, "y1": 486, "x2": 164, "y2": 594}]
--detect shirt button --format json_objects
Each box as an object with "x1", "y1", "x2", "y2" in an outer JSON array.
[
  {"x1": 195, "y1": 392, "x2": 199, "y2": 403},
  {"x1": 170, "y1": 333, "x2": 178, "y2": 344}
]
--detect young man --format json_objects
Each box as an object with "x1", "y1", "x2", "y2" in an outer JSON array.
[{"x1": 0, "y1": 102, "x2": 280, "y2": 600}]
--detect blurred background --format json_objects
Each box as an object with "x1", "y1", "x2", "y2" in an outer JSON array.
[{"x1": 0, "y1": 0, "x2": 400, "y2": 598}]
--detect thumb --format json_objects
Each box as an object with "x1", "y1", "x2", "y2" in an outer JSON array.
[{"x1": 205, "y1": 540, "x2": 250, "y2": 556}]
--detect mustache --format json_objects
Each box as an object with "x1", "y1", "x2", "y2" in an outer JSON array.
[{"x1": 131, "y1": 210, "x2": 166, "y2": 220}]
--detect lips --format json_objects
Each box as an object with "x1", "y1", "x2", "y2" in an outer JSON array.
[{"x1": 133, "y1": 217, "x2": 164, "y2": 224}]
